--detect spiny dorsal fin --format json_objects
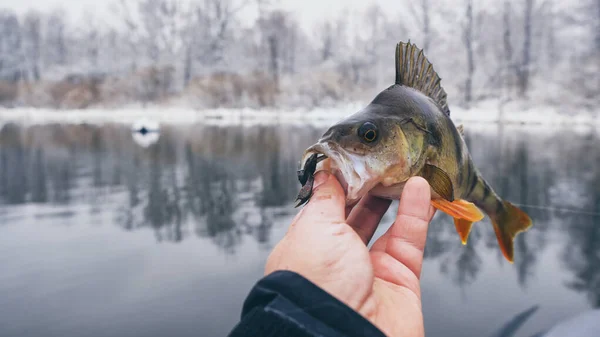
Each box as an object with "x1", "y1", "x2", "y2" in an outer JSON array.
[
  {"x1": 457, "y1": 124, "x2": 464, "y2": 135},
  {"x1": 395, "y1": 41, "x2": 450, "y2": 116}
]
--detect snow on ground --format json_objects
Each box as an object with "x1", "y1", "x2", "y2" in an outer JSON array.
[{"x1": 0, "y1": 100, "x2": 597, "y2": 128}]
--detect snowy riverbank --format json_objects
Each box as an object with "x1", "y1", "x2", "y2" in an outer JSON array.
[{"x1": 0, "y1": 100, "x2": 597, "y2": 128}]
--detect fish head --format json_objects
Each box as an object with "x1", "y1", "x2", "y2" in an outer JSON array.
[{"x1": 300, "y1": 102, "x2": 429, "y2": 205}]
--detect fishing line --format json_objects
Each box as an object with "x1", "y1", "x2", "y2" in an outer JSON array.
[{"x1": 512, "y1": 203, "x2": 600, "y2": 217}]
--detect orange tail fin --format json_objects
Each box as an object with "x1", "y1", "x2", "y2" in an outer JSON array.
[{"x1": 491, "y1": 201, "x2": 533, "y2": 263}]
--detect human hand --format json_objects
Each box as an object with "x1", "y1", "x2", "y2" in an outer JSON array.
[{"x1": 265, "y1": 171, "x2": 435, "y2": 337}]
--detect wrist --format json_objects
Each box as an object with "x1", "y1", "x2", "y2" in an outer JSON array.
[{"x1": 246, "y1": 270, "x2": 386, "y2": 337}]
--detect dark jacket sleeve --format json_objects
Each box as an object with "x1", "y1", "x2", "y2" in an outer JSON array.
[{"x1": 227, "y1": 270, "x2": 386, "y2": 337}]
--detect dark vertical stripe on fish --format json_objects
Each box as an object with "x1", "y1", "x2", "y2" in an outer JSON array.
[
  {"x1": 495, "y1": 199, "x2": 504, "y2": 214},
  {"x1": 461, "y1": 160, "x2": 471, "y2": 195},
  {"x1": 461, "y1": 159, "x2": 475, "y2": 196},
  {"x1": 466, "y1": 164, "x2": 479, "y2": 197},
  {"x1": 427, "y1": 120, "x2": 442, "y2": 147},
  {"x1": 482, "y1": 180, "x2": 491, "y2": 201},
  {"x1": 454, "y1": 133, "x2": 464, "y2": 185},
  {"x1": 453, "y1": 129, "x2": 463, "y2": 166}
]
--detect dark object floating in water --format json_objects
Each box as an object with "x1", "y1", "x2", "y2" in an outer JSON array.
[
  {"x1": 131, "y1": 119, "x2": 160, "y2": 148},
  {"x1": 133, "y1": 126, "x2": 158, "y2": 135}
]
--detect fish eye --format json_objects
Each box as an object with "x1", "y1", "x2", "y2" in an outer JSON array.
[{"x1": 358, "y1": 122, "x2": 378, "y2": 143}]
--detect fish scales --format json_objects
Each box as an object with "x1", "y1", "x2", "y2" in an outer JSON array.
[{"x1": 296, "y1": 41, "x2": 532, "y2": 263}]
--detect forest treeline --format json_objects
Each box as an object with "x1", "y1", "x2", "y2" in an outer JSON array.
[{"x1": 0, "y1": 0, "x2": 598, "y2": 110}]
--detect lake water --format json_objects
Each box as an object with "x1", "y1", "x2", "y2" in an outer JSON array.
[{"x1": 0, "y1": 121, "x2": 599, "y2": 337}]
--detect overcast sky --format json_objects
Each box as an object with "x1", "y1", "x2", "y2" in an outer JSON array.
[
  {"x1": 0, "y1": 0, "x2": 410, "y2": 32},
  {"x1": 0, "y1": 0, "x2": 105, "y2": 15}
]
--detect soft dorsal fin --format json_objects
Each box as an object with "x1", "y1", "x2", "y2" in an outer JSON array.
[{"x1": 395, "y1": 41, "x2": 450, "y2": 116}]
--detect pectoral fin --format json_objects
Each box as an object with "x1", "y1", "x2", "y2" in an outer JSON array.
[{"x1": 421, "y1": 164, "x2": 454, "y2": 201}]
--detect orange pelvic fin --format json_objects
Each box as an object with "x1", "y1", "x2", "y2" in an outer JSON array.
[
  {"x1": 454, "y1": 218, "x2": 474, "y2": 245},
  {"x1": 431, "y1": 199, "x2": 484, "y2": 245},
  {"x1": 431, "y1": 199, "x2": 485, "y2": 222}
]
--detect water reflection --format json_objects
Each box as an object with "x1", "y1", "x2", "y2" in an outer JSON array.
[
  {"x1": 0, "y1": 123, "x2": 27, "y2": 204},
  {"x1": 488, "y1": 305, "x2": 540, "y2": 337},
  {"x1": 561, "y1": 134, "x2": 600, "y2": 308},
  {"x1": 0, "y1": 122, "x2": 599, "y2": 304}
]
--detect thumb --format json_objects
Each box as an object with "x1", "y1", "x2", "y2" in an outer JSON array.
[{"x1": 296, "y1": 171, "x2": 346, "y2": 225}]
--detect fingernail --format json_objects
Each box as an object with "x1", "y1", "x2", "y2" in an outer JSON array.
[{"x1": 313, "y1": 171, "x2": 329, "y2": 189}]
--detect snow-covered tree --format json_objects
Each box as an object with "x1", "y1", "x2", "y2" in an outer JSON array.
[
  {"x1": 0, "y1": 10, "x2": 22, "y2": 82},
  {"x1": 21, "y1": 11, "x2": 41, "y2": 81},
  {"x1": 43, "y1": 10, "x2": 68, "y2": 68},
  {"x1": 0, "y1": 0, "x2": 594, "y2": 109}
]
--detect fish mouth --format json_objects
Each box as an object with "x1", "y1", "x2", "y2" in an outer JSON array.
[{"x1": 300, "y1": 142, "x2": 378, "y2": 204}]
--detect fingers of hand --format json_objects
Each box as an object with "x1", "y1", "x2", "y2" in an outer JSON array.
[
  {"x1": 370, "y1": 251, "x2": 421, "y2": 296},
  {"x1": 347, "y1": 195, "x2": 392, "y2": 245},
  {"x1": 377, "y1": 177, "x2": 433, "y2": 278}
]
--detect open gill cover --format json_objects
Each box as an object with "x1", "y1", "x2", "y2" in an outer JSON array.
[{"x1": 395, "y1": 41, "x2": 450, "y2": 116}]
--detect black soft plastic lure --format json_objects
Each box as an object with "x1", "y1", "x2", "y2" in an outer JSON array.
[{"x1": 294, "y1": 153, "x2": 321, "y2": 208}]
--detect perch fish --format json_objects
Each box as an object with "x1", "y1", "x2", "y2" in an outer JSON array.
[{"x1": 295, "y1": 41, "x2": 532, "y2": 263}]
